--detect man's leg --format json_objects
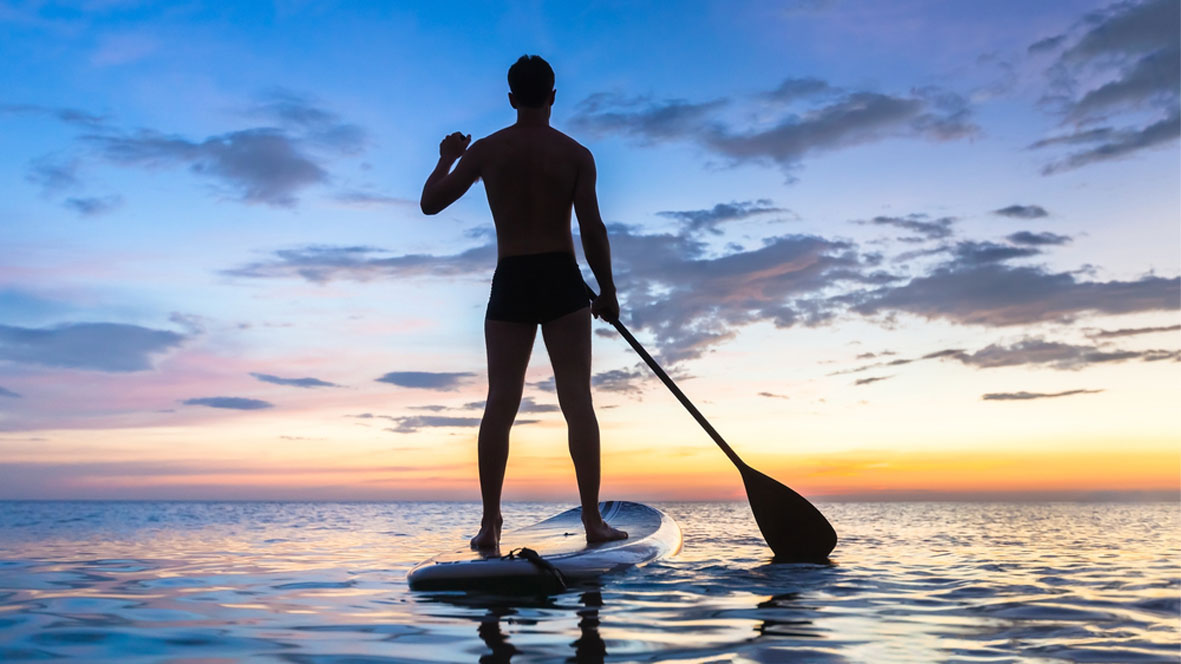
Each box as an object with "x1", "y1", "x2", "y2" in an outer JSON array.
[
  {"x1": 541, "y1": 307, "x2": 627, "y2": 543},
  {"x1": 471, "y1": 318, "x2": 537, "y2": 550}
]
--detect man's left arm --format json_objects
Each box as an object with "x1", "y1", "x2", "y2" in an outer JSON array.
[{"x1": 421, "y1": 133, "x2": 481, "y2": 215}]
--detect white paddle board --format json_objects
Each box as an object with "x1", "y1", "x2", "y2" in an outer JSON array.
[{"x1": 407, "y1": 500, "x2": 681, "y2": 592}]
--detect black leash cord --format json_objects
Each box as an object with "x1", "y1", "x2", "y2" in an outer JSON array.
[{"x1": 501, "y1": 547, "x2": 568, "y2": 592}]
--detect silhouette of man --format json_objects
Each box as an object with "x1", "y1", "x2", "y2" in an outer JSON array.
[{"x1": 420, "y1": 55, "x2": 628, "y2": 549}]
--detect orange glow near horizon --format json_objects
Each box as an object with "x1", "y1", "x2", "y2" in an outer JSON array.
[{"x1": 6, "y1": 423, "x2": 1176, "y2": 501}]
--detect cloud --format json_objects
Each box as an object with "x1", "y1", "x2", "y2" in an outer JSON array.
[
  {"x1": 333, "y1": 190, "x2": 416, "y2": 208},
  {"x1": 64, "y1": 195, "x2": 123, "y2": 216},
  {"x1": 1089, "y1": 324, "x2": 1181, "y2": 338},
  {"x1": 12, "y1": 90, "x2": 368, "y2": 207},
  {"x1": 592, "y1": 366, "x2": 650, "y2": 394},
  {"x1": 376, "y1": 371, "x2": 477, "y2": 391},
  {"x1": 993, "y1": 204, "x2": 1048, "y2": 219},
  {"x1": 1, "y1": 104, "x2": 106, "y2": 129},
  {"x1": 0, "y1": 322, "x2": 185, "y2": 372},
  {"x1": 1031, "y1": 0, "x2": 1180, "y2": 172},
  {"x1": 384, "y1": 415, "x2": 482, "y2": 433},
  {"x1": 657, "y1": 199, "x2": 788, "y2": 234},
  {"x1": 836, "y1": 335, "x2": 1180, "y2": 378},
  {"x1": 953, "y1": 338, "x2": 1179, "y2": 370},
  {"x1": 250, "y1": 372, "x2": 339, "y2": 388},
  {"x1": 223, "y1": 243, "x2": 496, "y2": 283},
  {"x1": 462, "y1": 396, "x2": 559, "y2": 413},
  {"x1": 248, "y1": 89, "x2": 366, "y2": 154},
  {"x1": 850, "y1": 262, "x2": 1179, "y2": 327},
  {"x1": 982, "y1": 389, "x2": 1103, "y2": 401},
  {"x1": 84, "y1": 128, "x2": 328, "y2": 207},
  {"x1": 0, "y1": 386, "x2": 21, "y2": 398},
  {"x1": 949, "y1": 240, "x2": 1041, "y2": 266},
  {"x1": 25, "y1": 156, "x2": 80, "y2": 193},
  {"x1": 854, "y1": 375, "x2": 892, "y2": 386},
  {"x1": 762, "y1": 77, "x2": 839, "y2": 103},
  {"x1": 570, "y1": 79, "x2": 977, "y2": 177},
  {"x1": 757, "y1": 391, "x2": 790, "y2": 399},
  {"x1": 182, "y1": 397, "x2": 274, "y2": 410},
  {"x1": 1034, "y1": 112, "x2": 1180, "y2": 174},
  {"x1": 1006, "y1": 231, "x2": 1071, "y2": 246},
  {"x1": 608, "y1": 226, "x2": 891, "y2": 362},
  {"x1": 1028, "y1": 35, "x2": 1067, "y2": 54},
  {"x1": 383, "y1": 415, "x2": 538, "y2": 433},
  {"x1": 856, "y1": 214, "x2": 955, "y2": 241}
]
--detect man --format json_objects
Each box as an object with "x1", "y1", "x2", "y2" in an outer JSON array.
[{"x1": 420, "y1": 55, "x2": 627, "y2": 549}]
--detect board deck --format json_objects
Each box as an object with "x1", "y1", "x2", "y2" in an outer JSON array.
[{"x1": 407, "y1": 501, "x2": 681, "y2": 592}]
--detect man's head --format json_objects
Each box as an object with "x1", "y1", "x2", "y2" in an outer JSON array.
[{"x1": 507, "y1": 55, "x2": 555, "y2": 109}]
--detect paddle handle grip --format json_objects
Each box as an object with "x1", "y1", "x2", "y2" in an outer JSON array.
[{"x1": 587, "y1": 286, "x2": 746, "y2": 469}]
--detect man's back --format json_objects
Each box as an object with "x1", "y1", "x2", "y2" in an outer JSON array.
[
  {"x1": 475, "y1": 125, "x2": 587, "y2": 258},
  {"x1": 418, "y1": 54, "x2": 626, "y2": 549}
]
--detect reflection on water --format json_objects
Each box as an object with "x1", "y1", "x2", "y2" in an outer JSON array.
[{"x1": 0, "y1": 500, "x2": 1177, "y2": 662}]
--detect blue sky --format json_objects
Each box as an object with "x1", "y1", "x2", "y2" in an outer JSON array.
[{"x1": 0, "y1": 0, "x2": 1178, "y2": 500}]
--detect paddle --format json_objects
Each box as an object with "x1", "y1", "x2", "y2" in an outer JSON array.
[{"x1": 588, "y1": 288, "x2": 838, "y2": 562}]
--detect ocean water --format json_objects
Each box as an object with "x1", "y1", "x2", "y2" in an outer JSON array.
[{"x1": 0, "y1": 501, "x2": 1176, "y2": 663}]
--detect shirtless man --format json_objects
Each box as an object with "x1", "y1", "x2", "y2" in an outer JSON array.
[{"x1": 420, "y1": 55, "x2": 628, "y2": 549}]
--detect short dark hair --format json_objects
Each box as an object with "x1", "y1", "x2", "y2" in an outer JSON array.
[{"x1": 507, "y1": 55, "x2": 554, "y2": 108}]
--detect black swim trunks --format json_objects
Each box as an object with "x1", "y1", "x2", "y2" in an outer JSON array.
[{"x1": 486, "y1": 251, "x2": 590, "y2": 324}]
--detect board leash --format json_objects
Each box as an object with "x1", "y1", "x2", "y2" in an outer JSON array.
[{"x1": 501, "y1": 547, "x2": 568, "y2": 592}]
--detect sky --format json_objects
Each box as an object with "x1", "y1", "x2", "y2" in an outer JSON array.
[{"x1": 0, "y1": 0, "x2": 1178, "y2": 502}]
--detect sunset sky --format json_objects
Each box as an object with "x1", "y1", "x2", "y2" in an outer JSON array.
[{"x1": 1, "y1": 0, "x2": 1178, "y2": 501}]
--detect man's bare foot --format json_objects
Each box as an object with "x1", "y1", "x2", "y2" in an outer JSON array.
[
  {"x1": 470, "y1": 516, "x2": 502, "y2": 550},
  {"x1": 583, "y1": 516, "x2": 628, "y2": 544}
]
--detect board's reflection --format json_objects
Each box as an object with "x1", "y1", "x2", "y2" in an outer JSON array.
[{"x1": 422, "y1": 586, "x2": 606, "y2": 663}]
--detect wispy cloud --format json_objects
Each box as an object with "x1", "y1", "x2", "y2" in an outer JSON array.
[
  {"x1": 382, "y1": 415, "x2": 540, "y2": 433},
  {"x1": 836, "y1": 336, "x2": 1179, "y2": 378},
  {"x1": 1006, "y1": 231, "x2": 1071, "y2": 246},
  {"x1": 64, "y1": 195, "x2": 123, "y2": 216},
  {"x1": 1030, "y1": 0, "x2": 1180, "y2": 173},
  {"x1": 850, "y1": 262, "x2": 1179, "y2": 327},
  {"x1": 982, "y1": 389, "x2": 1103, "y2": 401},
  {"x1": 223, "y1": 243, "x2": 496, "y2": 283},
  {"x1": 15, "y1": 90, "x2": 366, "y2": 207},
  {"x1": 657, "y1": 199, "x2": 788, "y2": 235},
  {"x1": 993, "y1": 204, "x2": 1048, "y2": 219},
  {"x1": 954, "y1": 338, "x2": 1178, "y2": 370},
  {"x1": 0, "y1": 386, "x2": 22, "y2": 399},
  {"x1": 570, "y1": 78, "x2": 977, "y2": 178},
  {"x1": 25, "y1": 155, "x2": 80, "y2": 193},
  {"x1": 1, "y1": 104, "x2": 107, "y2": 129},
  {"x1": 250, "y1": 372, "x2": 339, "y2": 388},
  {"x1": 854, "y1": 375, "x2": 892, "y2": 386},
  {"x1": 84, "y1": 127, "x2": 329, "y2": 207},
  {"x1": 462, "y1": 396, "x2": 558, "y2": 413},
  {"x1": 182, "y1": 397, "x2": 274, "y2": 410},
  {"x1": 0, "y1": 322, "x2": 185, "y2": 372},
  {"x1": 855, "y1": 214, "x2": 955, "y2": 242},
  {"x1": 376, "y1": 371, "x2": 477, "y2": 391},
  {"x1": 332, "y1": 190, "x2": 416, "y2": 208},
  {"x1": 1088, "y1": 324, "x2": 1181, "y2": 339}
]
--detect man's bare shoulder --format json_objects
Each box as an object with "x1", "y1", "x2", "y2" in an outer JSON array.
[{"x1": 547, "y1": 127, "x2": 592, "y2": 155}]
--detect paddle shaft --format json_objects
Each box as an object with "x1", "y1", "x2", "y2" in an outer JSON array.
[{"x1": 588, "y1": 288, "x2": 746, "y2": 469}]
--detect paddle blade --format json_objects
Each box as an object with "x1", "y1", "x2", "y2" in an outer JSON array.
[{"x1": 739, "y1": 464, "x2": 837, "y2": 562}]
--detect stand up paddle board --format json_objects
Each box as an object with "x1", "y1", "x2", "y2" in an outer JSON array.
[{"x1": 407, "y1": 500, "x2": 681, "y2": 592}]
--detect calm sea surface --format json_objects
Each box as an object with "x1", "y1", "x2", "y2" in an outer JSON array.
[{"x1": 0, "y1": 500, "x2": 1176, "y2": 663}]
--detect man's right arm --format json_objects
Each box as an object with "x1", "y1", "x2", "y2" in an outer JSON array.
[{"x1": 573, "y1": 147, "x2": 619, "y2": 322}]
